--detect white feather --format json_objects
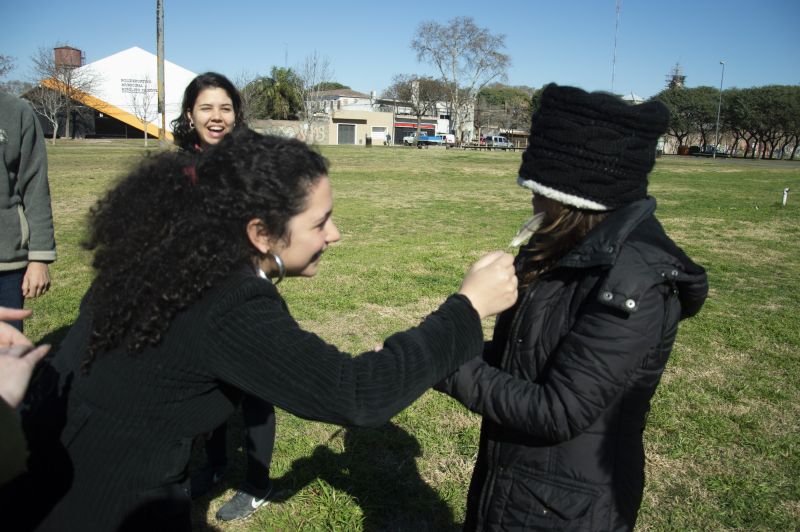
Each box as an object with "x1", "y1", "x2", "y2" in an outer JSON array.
[{"x1": 509, "y1": 212, "x2": 546, "y2": 248}]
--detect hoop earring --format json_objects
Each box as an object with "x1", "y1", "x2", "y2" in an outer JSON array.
[
  {"x1": 268, "y1": 253, "x2": 285, "y2": 285},
  {"x1": 188, "y1": 120, "x2": 195, "y2": 130}
]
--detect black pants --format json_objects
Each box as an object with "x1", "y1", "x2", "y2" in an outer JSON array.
[
  {"x1": 205, "y1": 394, "x2": 275, "y2": 490},
  {"x1": 0, "y1": 268, "x2": 25, "y2": 331}
]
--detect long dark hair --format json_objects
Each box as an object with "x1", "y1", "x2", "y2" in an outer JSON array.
[
  {"x1": 171, "y1": 72, "x2": 245, "y2": 151},
  {"x1": 82, "y1": 128, "x2": 328, "y2": 370},
  {"x1": 517, "y1": 197, "x2": 608, "y2": 286}
]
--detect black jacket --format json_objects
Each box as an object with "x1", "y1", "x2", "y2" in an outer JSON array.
[{"x1": 439, "y1": 198, "x2": 708, "y2": 531}]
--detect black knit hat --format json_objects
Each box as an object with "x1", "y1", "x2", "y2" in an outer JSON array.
[{"x1": 517, "y1": 83, "x2": 670, "y2": 211}]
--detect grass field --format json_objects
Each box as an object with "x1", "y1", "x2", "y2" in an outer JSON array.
[{"x1": 23, "y1": 140, "x2": 800, "y2": 530}]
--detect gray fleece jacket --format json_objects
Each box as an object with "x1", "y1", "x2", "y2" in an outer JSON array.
[{"x1": 0, "y1": 92, "x2": 56, "y2": 271}]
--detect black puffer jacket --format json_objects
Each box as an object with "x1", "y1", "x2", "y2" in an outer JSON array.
[{"x1": 439, "y1": 198, "x2": 707, "y2": 531}]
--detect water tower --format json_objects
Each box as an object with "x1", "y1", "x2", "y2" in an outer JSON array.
[{"x1": 54, "y1": 46, "x2": 85, "y2": 69}]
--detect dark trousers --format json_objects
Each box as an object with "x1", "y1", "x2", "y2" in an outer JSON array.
[
  {"x1": 0, "y1": 268, "x2": 25, "y2": 331},
  {"x1": 205, "y1": 394, "x2": 276, "y2": 490}
]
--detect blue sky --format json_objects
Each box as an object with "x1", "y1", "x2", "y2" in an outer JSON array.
[{"x1": 3, "y1": 0, "x2": 797, "y2": 100}]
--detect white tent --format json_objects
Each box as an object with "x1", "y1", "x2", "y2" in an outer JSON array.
[{"x1": 44, "y1": 46, "x2": 196, "y2": 139}]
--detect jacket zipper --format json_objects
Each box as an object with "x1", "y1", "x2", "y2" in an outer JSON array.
[{"x1": 477, "y1": 282, "x2": 540, "y2": 525}]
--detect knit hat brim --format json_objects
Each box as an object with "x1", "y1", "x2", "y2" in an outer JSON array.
[{"x1": 517, "y1": 176, "x2": 609, "y2": 210}]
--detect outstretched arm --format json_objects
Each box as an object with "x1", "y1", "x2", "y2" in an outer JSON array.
[{"x1": 209, "y1": 291, "x2": 484, "y2": 428}]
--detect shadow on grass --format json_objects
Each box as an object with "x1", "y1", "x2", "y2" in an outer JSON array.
[{"x1": 271, "y1": 422, "x2": 459, "y2": 531}]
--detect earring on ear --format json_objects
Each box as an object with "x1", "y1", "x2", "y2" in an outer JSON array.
[{"x1": 267, "y1": 252, "x2": 285, "y2": 285}]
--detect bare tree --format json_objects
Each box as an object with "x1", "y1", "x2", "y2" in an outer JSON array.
[
  {"x1": 0, "y1": 55, "x2": 32, "y2": 95},
  {"x1": 0, "y1": 54, "x2": 15, "y2": 79},
  {"x1": 234, "y1": 70, "x2": 261, "y2": 126},
  {"x1": 1, "y1": 80, "x2": 35, "y2": 96},
  {"x1": 29, "y1": 46, "x2": 100, "y2": 140},
  {"x1": 127, "y1": 74, "x2": 158, "y2": 147},
  {"x1": 384, "y1": 75, "x2": 448, "y2": 140},
  {"x1": 411, "y1": 17, "x2": 510, "y2": 142},
  {"x1": 296, "y1": 51, "x2": 334, "y2": 137},
  {"x1": 25, "y1": 85, "x2": 64, "y2": 144}
]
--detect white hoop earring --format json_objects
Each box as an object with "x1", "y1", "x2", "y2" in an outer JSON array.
[{"x1": 269, "y1": 253, "x2": 285, "y2": 285}]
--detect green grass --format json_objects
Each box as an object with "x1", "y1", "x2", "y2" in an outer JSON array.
[{"x1": 23, "y1": 140, "x2": 800, "y2": 530}]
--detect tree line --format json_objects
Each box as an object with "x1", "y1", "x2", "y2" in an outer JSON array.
[
  {"x1": 6, "y1": 31, "x2": 799, "y2": 157},
  {"x1": 652, "y1": 85, "x2": 800, "y2": 159}
]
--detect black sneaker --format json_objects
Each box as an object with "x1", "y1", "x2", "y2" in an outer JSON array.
[
  {"x1": 215, "y1": 482, "x2": 273, "y2": 522},
  {"x1": 190, "y1": 464, "x2": 227, "y2": 499}
]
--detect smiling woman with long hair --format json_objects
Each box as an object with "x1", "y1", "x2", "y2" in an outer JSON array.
[
  {"x1": 5, "y1": 128, "x2": 518, "y2": 531},
  {"x1": 171, "y1": 72, "x2": 244, "y2": 152}
]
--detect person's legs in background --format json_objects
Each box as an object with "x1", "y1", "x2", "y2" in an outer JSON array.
[{"x1": 0, "y1": 269, "x2": 26, "y2": 331}]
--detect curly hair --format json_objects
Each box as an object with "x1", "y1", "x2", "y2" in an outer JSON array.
[
  {"x1": 82, "y1": 128, "x2": 328, "y2": 370},
  {"x1": 517, "y1": 197, "x2": 608, "y2": 287},
  {"x1": 171, "y1": 72, "x2": 245, "y2": 151}
]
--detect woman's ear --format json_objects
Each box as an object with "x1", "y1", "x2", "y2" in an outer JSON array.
[{"x1": 246, "y1": 218, "x2": 270, "y2": 254}]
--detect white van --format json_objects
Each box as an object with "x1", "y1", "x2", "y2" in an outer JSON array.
[{"x1": 486, "y1": 136, "x2": 514, "y2": 150}]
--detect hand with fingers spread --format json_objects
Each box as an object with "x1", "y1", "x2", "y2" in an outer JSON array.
[{"x1": 458, "y1": 251, "x2": 518, "y2": 319}]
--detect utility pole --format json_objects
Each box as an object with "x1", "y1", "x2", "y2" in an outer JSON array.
[
  {"x1": 611, "y1": 0, "x2": 621, "y2": 93},
  {"x1": 157, "y1": 0, "x2": 166, "y2": 147},
  {"x1": 713, "y1": 60, "x2": 726, "y2": 159}
]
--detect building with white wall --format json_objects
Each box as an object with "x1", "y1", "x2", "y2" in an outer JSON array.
[{"x1": 40, "y1": 46, "x2": 196, "y2": 139}]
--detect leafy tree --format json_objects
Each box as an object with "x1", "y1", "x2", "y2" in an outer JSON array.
[
  {"x1": 753, "y1": 85, "x2": 795, "y2": 159},
  {"x1": 781, "y1": 85, "x2": 800, "y2": 159},
  {"x1": 687, "y1": 86, "x2": 721, "y2": 148},
  {"x1": 657, "y1": 84, "x2": 800, "y2": 159},
  {"x1": 652, "y1": 87, "x2": 695, "y2": 151},
  {"x1": 722, "y1": 88, "x2": 750, "y2": 157},
  {"x1": 313, "y1": 82, "x2": 349, "y2": 91},
  {"x1": 411, "y1": 16, "x2": 510, "y2": 142},
  {"x1": 476, "y1": 84, "x2": 534, "y2": 132},
  {"x1": 727, "y1": 87, "x2": 762, "y2": 158},
  {"x1": 248, "y1": 67, "x2": 302, "y2": 120},
  {"x1": 770, "y1": 85, "x2": 800, "y2": 159}
]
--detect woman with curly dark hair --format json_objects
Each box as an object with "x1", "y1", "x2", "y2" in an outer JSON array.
[
  {"x1": 8, "y1": 127, "x2": 518, "y2": 531},
  {"x1": 171, "y1": 72, "x2": 244, "y2": 152},
  {"x1": 172, "y1": 72, "x2": 281, "y2": 522}
]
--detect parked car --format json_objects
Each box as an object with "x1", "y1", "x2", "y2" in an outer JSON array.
[{"x1": 485, "y1": 135, "x2": 514, "y2": 150}]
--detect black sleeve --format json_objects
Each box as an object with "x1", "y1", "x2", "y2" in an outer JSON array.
[
  {"x1": 205, "y1": 289, "x2": 483, "y2": 428},
  {"x1": 438, "y1": 287, "x2": 666, "y2": 442}
]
